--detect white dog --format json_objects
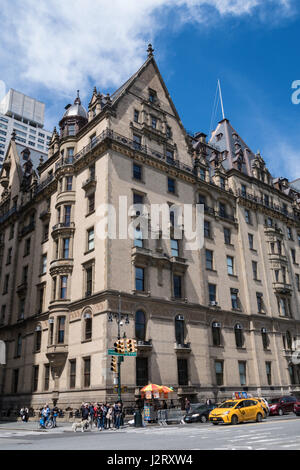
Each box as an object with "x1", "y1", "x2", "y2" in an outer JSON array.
[{"x1": 72, "y1": 419, "x2": 90, "y2": 432}]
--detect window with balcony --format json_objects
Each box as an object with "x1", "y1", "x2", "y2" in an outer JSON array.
[
  {"x1": 231, "y1": 289, "x2": 239, "y2": 309},
  {"x1": 135, "y1": 267, "x2": 145, "y2": 291},
  {"x1": 219, "y1": 202, "x2": 227, "y2": 218},
  {"x1": 68, "y1": 124, "x2": 75, "y2": 136},
  {"x1": 177, "y1": 358, "x2": 188, "y2": 386},
  {"x1": 135, "y1": 310, "x2": 146, "y2": 341},
  {"x1": 134, "y1": 110, "x2": 139, "y2": 123},
  {"x1": 64, "y1": 205, "x2": 71, "y2": 226},
  {"x1": 136, "y1": 357, "x2": 148, "y2": 386},
  {"x1": 173, "y1": 274, "x2": 182, "y2": 299},
  {"x1": 57, "y1": 316, "x2": 65, "y2": 344},
  {"x1": 66, "y1": 176, "x2": 73, "y2": 191},
  {"x1": 171, "y1": 238, "x2": 179, "y2": 257},
  {"x1": 87, "y1": 194, "x2": 95, "y2": 214},
  {"x1": 175, "y1": 315, "x2": 185, "y2": 345}
]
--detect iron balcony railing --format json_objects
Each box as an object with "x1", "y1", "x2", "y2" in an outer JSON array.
[
  {"x1": 237, "y1": 188, "x2": 295, "y2": 219},
  {"x1": 35, "y1": 174, "x2": 54, "y2": 194}
]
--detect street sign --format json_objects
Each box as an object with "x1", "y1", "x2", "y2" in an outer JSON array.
[{"x1": 108, "y1": 349, "x2": 137, "y2": 357}]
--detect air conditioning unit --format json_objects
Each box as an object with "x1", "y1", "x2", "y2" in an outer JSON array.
[
  {"x1": 177, "y1": 315, "x2": 184, "y2": 321},
  {"x1": 213, "y1": 322, "x2": 221, "y2": 328},
  {"x1": 210, "y1": 301, "x2": 218, "y2": 306}
]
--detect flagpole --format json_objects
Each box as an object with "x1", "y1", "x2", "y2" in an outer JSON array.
[{"x1": 218, "y1": 79, "x2": 225, "y2": 120}]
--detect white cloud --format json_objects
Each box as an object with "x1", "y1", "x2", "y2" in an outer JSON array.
[{"x1": 0, "y1": 0, "x2": 293, "y2": 97}]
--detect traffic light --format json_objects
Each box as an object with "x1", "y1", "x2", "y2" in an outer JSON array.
[
  {"x1": 110, "y1": 356, "x2": 117, "y2": 373},
  {"x1": 126, "y1": 339, "x2": 137, "y2": 353},
  {"x1": 114, "y1": 339, "x2": 125, "y2": 354}
]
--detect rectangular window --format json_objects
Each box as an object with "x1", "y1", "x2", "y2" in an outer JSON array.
[
  {"x1": 245, "y1": 209, "x2": 251, "y2": 224},
  {"x1": 266, "y1": 362, "x2": 272, "y2": 385},
  {"x1": 24, "y1": 237, "x2": 30, "y2": 256},
  {"x1": 0, "y1": 305, "x2": 6, "y2": 325},
  {"x1": 206, "y1": 250, "x2": 213, "y2": 270},
  {"x1": 177, "y1": 358, "x2": 188, "y2": 386},
  {"x1": 89, "y1": 164, "x2": 95, "y2": 180},
  {"x1": 227, "y1": 256, "x2": 234, "y2": 275},
  {"x1": 224, "y1": 227, "x2": 231, "y2": 245},
  {"x1": 57, "y1": 316, "x2": 65, "y2": 344},
  {"x1": 204, "y1": 221, "x2": 211, "y2": 238},
  {"x1": 16, "y1": 334, "x2": 22, "y2": 357},
  {"x1": 241, "y1": 184, "x2": 247, "y2": 197},
  {"x1": 9, "y1": 224, "x2": 14, "y2": 240},
  {"x1": 68, "y1": 124, "x2": 75, "y2": 136},
  {"x1": 231, "y1": 290, "x2": 239, "y2": 309},
  {"x1": 166, "y1": 149, "x2": 174, "y2": 162},
  {"x1": 134, "y1": 110, "x2": 139, "y2": 123},
  {"x1": 12, "y1": 369, "x2": 19, "y2": 394},
  {"x1": 248, "y1": 233, "x2": 254, "y2": 250},
  {"x1": 136, "y1": 357, "x2": 148, "y2": 386},
  {"x1": 64, "y1": 206, "x2": 71, "y2": 226},
  {"x1": 257, "y1": 293, "x2": 263, "y2": 313},
  {"x1": 208, "y1": 284, "x2": 216, "y2": 303},
  {"x1": 173, "y1": 275, "x2": 182, "y2": 299},
  {"x1": 87, "y1": 228, "x2": 94, "y2": 251},
  {"x1": 86, "y1": 267, "x2": 93, "y2": 297},
  {"x1": 88, "y1": 193, "x2": 95, "y2": 214},
  {"x1": 149, "y1": 90, "x2": 156, "y2": 103},
  {"x1": 44, "y1": 364, "x2": 50, "y2": 391},
  {"x1": 63, "y1": 238, "x2": 70, "y2": 259},
  {"x1": 134, "y1": 227, "x2": 143, "y2": 248},
  {"x1": 215, "y1": 361, "x2": 224, "y2": 386},
  {"x1": 41, "y1": 254, "x2": 47, "y2": 274},
  {"x1": 252, "y1": 261, "x2": 258, "y2": 280},
  {"x1": 19, "y1": 298, "x2": 25, "y2": 320},
  {"x1": 32, "y1": 366, "x2": 39, "y2": 392},
  {"x1": 220, "y1": 177, "x2": 226, "y2": 190},
  {"x1": 83, "y1": 357, "x2": 91, "y2": 388},
  {"x1": 38, "y1": 285, "x2": 45, "y2": 314},
  {"x1": 66, "y1": 176, "x2": 73, "y2": 191},
  {"x1": 200, "y1": 168, "x2": 206, "y2": 181},
  {"x1": 296, "y1": 274, "x2": 300, "y2": 291},
  {"x1": 135, "y1": 267, "x2": 145, "y2": 291},
  {"x1": 291, "y1": 249, "x2": 296, "y2": 264},
  {"x1": 166, "y1": 126, "x2": 171, "y2": 139},
  {"x1": 133, "y1": 134, "x2": 141, "y2": 150},
  {"x1": 69, "y1": 360, "x2": 76, "y2": 389},
  {"x1": 3, "y1": 274, "x2": 9, "y2": 294},
  {"x1": 151, "y1": 116, "x2": 157, "y2": 129},
  {"x1": 219, "y1": 202, "x2": 226, "y2": 218},
  {"x1": 287, "y1": 227, "x2": 293, "y2": 240},
  {"x1": 6, "y1": 247, "x2": 12, "y2": 265},
  {"x1": 171, "y1": 239, "x2": 179, "y2": 257},
  {"x1": 60, "y1": 276, "x2": 68, "y2": 299},
  {"x1": 239, "y1": 361, "x2": 246, "y2": 386},
  {"x1": 133, "y1": 163, "x2": 142, "y2": 180},
  {"x1": 22, "y1": 265, "x2": 28, "y2": 284},
  {"x1": 52, "y1": 277, "x2": 57, "y2": 300},
  {"x1": 168, "y1": 177, "x2": 175, "y2": 194},
  {"x1": 43, "y1": 223, "x2": 49, "y2": 242}
]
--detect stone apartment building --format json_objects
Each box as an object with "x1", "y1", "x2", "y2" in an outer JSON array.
[{"x1": 0, "y1": 45, "x2": 300, "y2": 413}]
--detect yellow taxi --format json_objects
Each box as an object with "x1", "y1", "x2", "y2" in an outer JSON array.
[{"x1": 209, "y1": 398, "x2": 264, "y2": 425}]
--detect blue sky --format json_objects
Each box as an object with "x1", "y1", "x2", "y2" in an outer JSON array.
[{"x1": 0, "y1": 0, "x2": 299, "y2": 180}]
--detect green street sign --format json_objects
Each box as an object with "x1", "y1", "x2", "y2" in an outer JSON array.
[{"x1": 108, "y1": 349, "x2": 137, "y2": 357}]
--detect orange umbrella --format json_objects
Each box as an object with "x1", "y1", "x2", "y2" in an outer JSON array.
[
  {"x1": 140, "y1": 383, "x2": 161, "y2": 392},
  {"x1": 159, "y1": 386, "x2": 174, "y2": 393}
]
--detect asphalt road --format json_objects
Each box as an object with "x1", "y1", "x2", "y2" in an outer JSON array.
[{"x1": 0, "y1": 415, "x2": 300, "y2": 450}]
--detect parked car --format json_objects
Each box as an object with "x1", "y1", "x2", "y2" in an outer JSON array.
[
  {"x1": 269, "y1": 396, "x2": 297, "y2": 416},
  {"x1": 293, "y1": 402, "x2": 300, "y2": 416},
  {"x1": 209, "y1": 399, "x2": 264, "y2": 425},
  {"x1": 184, "y1": 403, "x2": 216, "y2": 423}
]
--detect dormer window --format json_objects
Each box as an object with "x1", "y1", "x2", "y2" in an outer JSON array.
[
  {"x1": 149, "y1": 89, "x2": 157, "y2": 104},
  {"x1": 216, "y1": 133, "x2": 223, "y2": 142},
  {"x1": 68, "y1": 124, "x2": 75, "y2": 136}
]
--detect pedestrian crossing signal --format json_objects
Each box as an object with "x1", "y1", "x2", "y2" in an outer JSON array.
[{"x1": 110, "y1": 356, "x2": 117, "y2": 373}]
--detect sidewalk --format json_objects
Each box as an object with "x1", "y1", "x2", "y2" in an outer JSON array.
[{"x1": 0, "y1": 420, "x2": 73, "y2": 432}]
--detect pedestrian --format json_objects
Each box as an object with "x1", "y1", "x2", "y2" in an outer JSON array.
[
  {"x1": 185, "y1": 398, "x2": 191, "y2": 414},
  {"x1": 20, "y1": 407, "x2": 26, "y2": 422},
  {"x1": 24, "y1": 407, "x2": 29, "y2": 422},
  {"x1": 163, "y1": 401, "x2": 168, "y2": 410},
  {"x1": 96, "y1": 404, "x2": 104, "y2": 431},
  {"x1": 52, "y1": 405, "x2": 59, "y2": 427},
  {"x1": 114, "y1": 402, "x2": 121, "y2": 429},
  {"x1": 206, "y1": 398, "x2": 212, "y2": 406},
  {"x1": 89, "y1": 402, "x2": 94, "y2": 426},
  {"x1": 106, "y1": 404, "x2": 113, "y2": 429}
]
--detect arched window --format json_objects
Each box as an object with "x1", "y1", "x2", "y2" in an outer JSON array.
[
  {"x1": 35, "y1": 325, "x2": 42, "y2": 352},
  {"x1": 212, "y1": 322, "x2": 221, "y2": 347},
  {"x1": 261, "y1": 328, "x2": 268, "y2": 350},
  {"x1": 286, "y1": 331, "x2": 292, "y2": 350},
  {"x1": 135, "y1": 310, "x2": 146, "y2": 341},
  {"x1": 234, "y1": 324, "x2": 244, "y2": 348},
  {"x1": 175, "y1": 315, "x2": 185, "y2": 345},
  {"x1": 83, "y1": 312, "x2": 92, "y2": 341}
]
